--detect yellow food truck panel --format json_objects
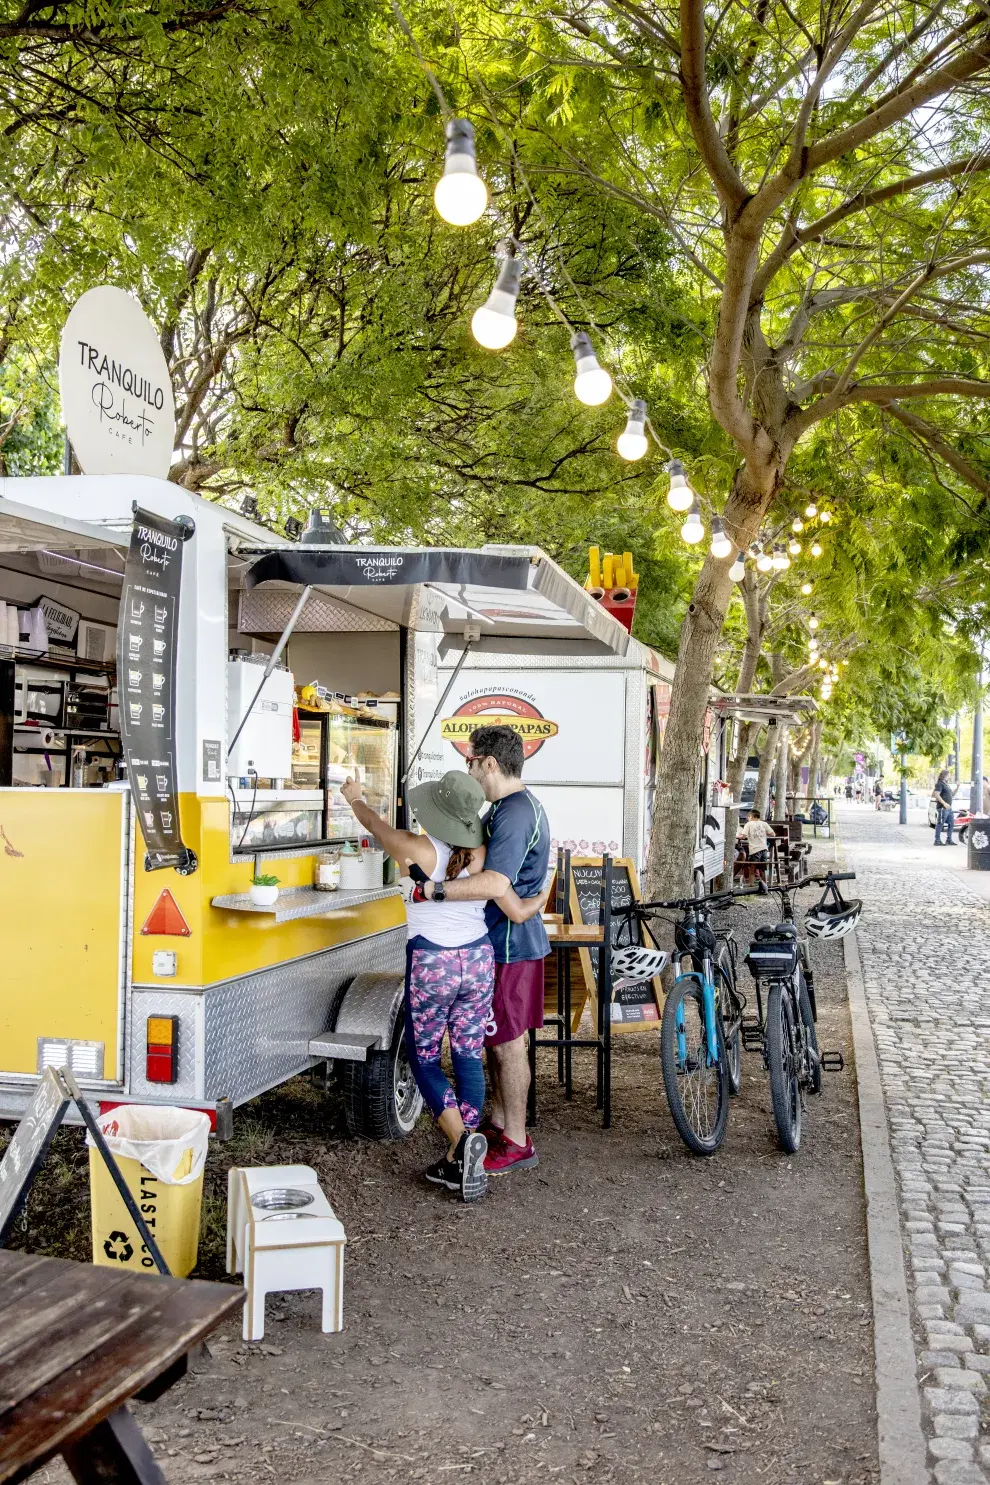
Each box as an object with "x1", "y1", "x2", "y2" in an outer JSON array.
[
  {"x1": 130, "y1": 796, "x2": 405, "y2": 988},
  {"x1": 1, "y1": 789, "x2": 127, "y2": 1080}
]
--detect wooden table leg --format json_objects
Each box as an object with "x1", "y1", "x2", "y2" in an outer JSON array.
[{"x1": 62, "y1": 1405, "x2": 167, "y2": 1485}]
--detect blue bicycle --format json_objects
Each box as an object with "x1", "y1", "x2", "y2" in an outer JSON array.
[{"x1": 628, "y1": 885, "x2": 755, "y2": 1155}]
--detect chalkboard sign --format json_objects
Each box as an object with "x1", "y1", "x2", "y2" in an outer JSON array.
[
  {"x1": 569, "y1": 858, "x2": 662, "y2": 1033},
  {"x1": 0, "y1": 1067, "x2": 70, "y2": 1242}
]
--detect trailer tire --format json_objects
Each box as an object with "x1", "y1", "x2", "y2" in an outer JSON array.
[{"x1": 342, "y1": 1017, "x2": 423, "y2": 1141}]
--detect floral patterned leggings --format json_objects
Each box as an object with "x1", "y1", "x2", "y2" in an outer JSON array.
[{"x1": 404, "y1": 934, "x2": 495, "y2": 1129}]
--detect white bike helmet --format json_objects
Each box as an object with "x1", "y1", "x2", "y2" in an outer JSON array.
[
  {"x1": 805, "y1": 882, "x2": 862, "y2": 939},
  {"x1": 611, "y1": 945, "x2": 669, "y2": 985}
]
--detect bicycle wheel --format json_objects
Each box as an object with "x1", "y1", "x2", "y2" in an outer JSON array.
[
  {"x1": 766, "y1": 981, "x2": 801, "y2": 1153},
  {"x1": 660, "y1": 979, "x2": 730, "y2": 1156},
  {"x1": 716, "y1": 945, "x2": 742, "y2": 1097},
  {"x1": 797, "y1": 968, "x2": 822, "y2": 1096}
]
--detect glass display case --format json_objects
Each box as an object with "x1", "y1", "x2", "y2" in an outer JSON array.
[
  {"x1": 323, "y1": 711, "x2": 396, "y2": 841},
  {"x1": 232, "y1": 708, "x2": 396, "y2": 854}
]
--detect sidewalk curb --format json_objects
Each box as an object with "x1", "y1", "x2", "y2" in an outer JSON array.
[{"x1": 844, "y1": 927, "x2": 928, "y2": 1485}]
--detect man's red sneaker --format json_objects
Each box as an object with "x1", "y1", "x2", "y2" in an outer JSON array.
[
  {"x1": 484, "y1": 1134, "x2": 539, "y2": 1175},
  {"x1": 478, "y1": 1117, "x2": 506, "y2": 1146}
]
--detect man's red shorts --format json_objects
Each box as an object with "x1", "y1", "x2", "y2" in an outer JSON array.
[{"x1": 485, "y1": 959, "x2": 545, "y2": 1047}]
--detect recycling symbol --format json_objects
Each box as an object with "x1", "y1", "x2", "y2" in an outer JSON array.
[{"x1": 103, "y1": 1230, "x2": 133, "y2": 1262}]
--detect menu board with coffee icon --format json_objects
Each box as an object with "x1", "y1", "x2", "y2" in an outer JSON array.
[{"x1": 116, "y1": 505, "x2": 197, "y2": 874}]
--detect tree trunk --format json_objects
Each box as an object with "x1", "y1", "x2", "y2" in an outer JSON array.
[
  {"x1": 806, "y1": 721, "x2": 823, "y2": 803},
  {"x1": 724, "y1": 720, "x2": 754, "y2": 883},
  {"x1": 773, "y1": 725, "x2": 789, "y2": 822},
  {"x1": 644, "y1": 462, "x2": 777, "y2": 896},
  {"x1": 754, "y1": 721, "x2": 777, "y2": 819}
]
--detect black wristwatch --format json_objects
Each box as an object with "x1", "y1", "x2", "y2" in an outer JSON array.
[{"x1": 431, "y1": 881, "x2": 447, "y2": 903}]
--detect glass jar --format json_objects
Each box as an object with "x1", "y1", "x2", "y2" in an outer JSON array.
[{"x1": 314, "y1": 848, "x2": 341, "y2": 892}]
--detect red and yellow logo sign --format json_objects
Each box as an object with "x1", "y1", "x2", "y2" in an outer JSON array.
[{"x1": 441, "y1": 693, "x2": 559, "y2": 759}]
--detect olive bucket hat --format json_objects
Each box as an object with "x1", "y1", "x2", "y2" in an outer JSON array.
[{"x1": 407, "y1": 770, "x2": 486, "y2": 848}]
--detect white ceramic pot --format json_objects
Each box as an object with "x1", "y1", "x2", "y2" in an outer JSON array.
[{"x1": 249, "y1": 883, "x2": 279, "y2": 907}]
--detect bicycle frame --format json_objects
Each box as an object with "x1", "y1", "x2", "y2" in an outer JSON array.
[{"x1": 672, "y1": 956, "x2": 720, "y2": 1067}]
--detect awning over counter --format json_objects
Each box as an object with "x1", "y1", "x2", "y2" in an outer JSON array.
[
  {"x1": 240, "y1": 542, "x2": 630, "y2": 655},
  {"x1": 710, "y1": 693, "x2": 818, "y2": 725},
  {"x1": 0, "y1": 497, "x2": 129, "y2": 556}
]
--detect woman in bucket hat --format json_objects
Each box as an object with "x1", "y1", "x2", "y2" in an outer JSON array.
[{"x1": 341, "y1": 770, "x2": 545, "y2": 1202}]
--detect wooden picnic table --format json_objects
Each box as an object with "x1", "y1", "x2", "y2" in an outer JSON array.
[{"x1": 0, "y1": 1249, "x2": 243, "y2": 1484}]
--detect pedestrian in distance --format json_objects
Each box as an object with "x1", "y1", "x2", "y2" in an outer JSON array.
[
  {"x1": 415, "y1": 724, "x2": 551, "y2": 1177},
  {"x1": 742, "y1": 806, "x2": 771, "y2": 882},
  {"x1": 982, "y1": 774, "x2": 990, "y2": 817},
  {"x1": 873, "y1": 777, "x2": 883, "y2": 810},
  {"x1": 933, "y1": 768, "x2": 956, "y2": 846},
  {"x1": 341, "y1": 770, "x2": 544, "y2": 1202}
]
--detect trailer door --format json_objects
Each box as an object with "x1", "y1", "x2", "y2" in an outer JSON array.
[{"x1": 0, "y1": 789, "x2": 128, "y2": 1083}]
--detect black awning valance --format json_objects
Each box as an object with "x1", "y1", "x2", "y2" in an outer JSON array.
[{"x1": 244, "y1": 546, "x2": 533, "y2": 591}]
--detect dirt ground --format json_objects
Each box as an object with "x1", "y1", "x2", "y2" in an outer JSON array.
[{"x1": 10, "y1": 873, "x2": 878, "y2": 1485}]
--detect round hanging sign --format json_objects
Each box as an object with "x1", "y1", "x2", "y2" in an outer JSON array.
[{"x1": 58, "y1": 286, "x2": 176, "y2": 478}]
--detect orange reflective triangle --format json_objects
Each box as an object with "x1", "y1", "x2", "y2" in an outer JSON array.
[{"x1": 140, "y1": 889, "x2": 192, "y2": 937}]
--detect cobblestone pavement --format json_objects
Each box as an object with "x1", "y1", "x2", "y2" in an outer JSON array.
[{"x1": 841, "y1": 803, "x2": 990, "y2": 1484}]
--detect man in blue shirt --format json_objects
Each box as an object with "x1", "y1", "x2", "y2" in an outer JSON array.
[{"x1": 418, "y1": 724, "x2": 550, "y2": 1174}]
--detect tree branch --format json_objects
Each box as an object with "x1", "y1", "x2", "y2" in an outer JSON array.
[{"x1": 883, "y1": 401, "x2": 990, "y2": 498}]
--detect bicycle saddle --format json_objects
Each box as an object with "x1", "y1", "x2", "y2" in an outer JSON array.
[{"x1": 754, "y1": 923, "x2": 797, "y2": 941}]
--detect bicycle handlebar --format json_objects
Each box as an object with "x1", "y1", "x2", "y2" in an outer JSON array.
[{"x1": 629, "y1": 868, "x2": 856, "y2": 917}]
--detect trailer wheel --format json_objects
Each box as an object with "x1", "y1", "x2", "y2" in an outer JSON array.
[{"x1": 342, "y1": 1017, "x2": 423, "y2": 1140}]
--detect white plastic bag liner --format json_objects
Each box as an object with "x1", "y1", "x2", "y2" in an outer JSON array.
[{"x1": 86, "y1": 1104, "x2": 210, "y2": 1185}]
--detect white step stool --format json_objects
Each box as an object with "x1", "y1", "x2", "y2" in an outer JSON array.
[{"x1": 226, "y1": 1164, "x2": 346, "y2": 1341}]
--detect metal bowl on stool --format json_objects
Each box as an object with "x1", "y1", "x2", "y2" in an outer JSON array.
[{"x1": 251, "y1": 1187, "x2": 315, "y2": 1212}]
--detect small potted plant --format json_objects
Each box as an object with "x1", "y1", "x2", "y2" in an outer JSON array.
[{"x1": 249, "y1": 872, "x2": 280, "y2": 907}]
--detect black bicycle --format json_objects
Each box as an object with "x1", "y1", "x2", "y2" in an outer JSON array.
[{"x1": 742, "y1": 871, "x2": 853, "y2": 1153}]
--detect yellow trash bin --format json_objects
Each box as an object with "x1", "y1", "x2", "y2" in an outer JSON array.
[{"x1": 87, "y1": 1104, "x2": 211, "y2": 1277}]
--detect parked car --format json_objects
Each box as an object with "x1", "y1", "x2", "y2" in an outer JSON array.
[{"x1": 928, "y1": 782, "x2": 972, "y2": 828}]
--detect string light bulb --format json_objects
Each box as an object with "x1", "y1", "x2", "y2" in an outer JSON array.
[
  {"x1": 801, "y1": 581, "x2": 813, "y2": 596},
  {"x1": 729, "y1": 551, "x2": 745, "y2": 582},
  {"x1": 805, "y1": 502, "x2": 818, "y2": 518},
  {"x1": 710, "y1": 517, "x2": 733, "y2": 559},
  {"x1": 571, "y1": 331, "x2": 612, "y2": 406},
  {"x1": 808, "y1": 613, "x2": 820, "y2": 631},
  {"x1": 434, "y1": 119, "x2": 488, "y2": 226},
  {"x1": 681, "y1": 500, "x2": 704, "y2": 545},
  {"x1": 772, "y1": 544, "x2": 790, "y2": 571},
  {"x1": 471, "y1": 257, "x2": 522, "y2": 349},
  {"x1": 810, "y1": 541, "x2": 823, "y2": 558},
  {"x1": 792, "y1": 518, "x2": 804, "y2": 533},
  {"x1": 617, "y1": 399, "x2": 649, "y2": 461},
  {"x1": 788, "y1": 539, "x2": 801, "y2": 556},
  {"x1": 757, "y1": 546, "x2": 774, "y2": 573},
  {"x1": 666, "y1": 459, "x2": 694, "y2": 513},
  {"x1": 819, "y1": 658, "x2": 828, "y2": 671},
  {"x1": 820, "y1": 510, "x2": 833, "y2": 524}
]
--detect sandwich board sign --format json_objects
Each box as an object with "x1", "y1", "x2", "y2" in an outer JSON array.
[
  {"x1": 59, "y1": 286, "x2": 176, "y2": 479},
  {"x1": 0, "y1": 1066, "x2": 169, "y2": 1273}
]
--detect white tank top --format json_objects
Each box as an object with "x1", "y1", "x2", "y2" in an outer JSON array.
[{"x1": 405, "y1": 835, "x2": 489, "y2": 949}]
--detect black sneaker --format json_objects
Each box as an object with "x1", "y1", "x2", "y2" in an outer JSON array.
[
  {"x1": 424, "y1": 1156, "x2": 461, "y2": 1191},
  {"x1": 424, "y1": 1132, "x2": 489, "y2": 1202},
  {"x1": 456, "y1": 1131, "x2": 488, "y2": 1204}
]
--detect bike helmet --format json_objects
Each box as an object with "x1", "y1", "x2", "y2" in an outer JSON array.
[
  {"x1": 611, "y1": 945, "x2": 668, "y2": 986},
  {"x1": 805, "y1": 879, "x2": 862, "y2": 939}
]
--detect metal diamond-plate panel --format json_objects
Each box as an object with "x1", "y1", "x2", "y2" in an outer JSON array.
[
  {"x1": 202, "y1": 928, "x2": 405, "y2": 1104},
  {"x1": 128, "y1": 991, "x2": 203, "y2": 1101},
  {"x1": 335, "y1": 971, "x2": 406, "y2": 1048},
  {"x1": 239, "y1": 587, "x2": 396, "y2": 635}
]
